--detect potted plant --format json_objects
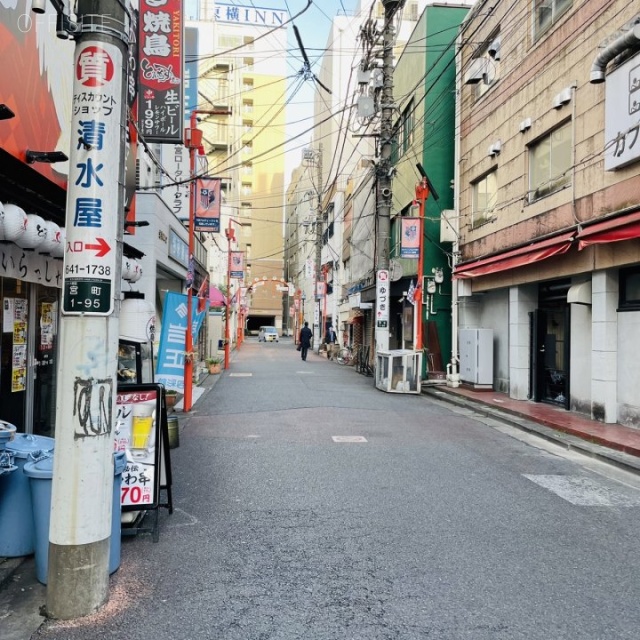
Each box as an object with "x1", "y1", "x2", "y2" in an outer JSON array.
[
  {"x1": 165, "y1": 389, "x2": 178, "y2": 408},
  {"x1": 206, "y1": 357, "x2": 222, "y2": 374}
]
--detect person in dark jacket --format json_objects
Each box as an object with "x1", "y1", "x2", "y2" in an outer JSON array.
[{"x1": 299, "y1": 321, "x2": 313, "y2": 361}]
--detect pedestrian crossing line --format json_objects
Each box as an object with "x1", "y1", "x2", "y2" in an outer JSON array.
[
  {"x1": 332, "y1": 436, "x2": 368, "y2": 443},
  {"x1": 523, "y1": 474, "x2": 640, "y2": 506}
]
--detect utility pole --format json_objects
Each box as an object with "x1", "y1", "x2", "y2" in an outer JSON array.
[
  {"x1": 375, "y1": 0, "x2": 404, "y2": 353},
  {"x1": 48, "y1": 0, "x2": 129, "y2": 618},
  {"x1": 314, "y1": 142, "x2": 323, "y2": 351}
]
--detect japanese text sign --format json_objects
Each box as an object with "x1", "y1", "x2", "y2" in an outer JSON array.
[
  {"x1": 376, "y1": 269, "x2": 389, "y2": 328},
  {"x1": 63, "y1": 41, "x2": 122, "y2": 316},
  {"x1": 138, "y1": 0, "x2": 183, "y2": 143}
]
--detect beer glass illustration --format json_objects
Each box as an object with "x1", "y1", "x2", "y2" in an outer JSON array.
[{"x1": 131, "y1": 402, "x2": 155, "y2": 454}]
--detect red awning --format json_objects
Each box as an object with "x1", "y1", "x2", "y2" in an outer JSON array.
[
  {"x1": 578, "y1": 211, "x2": 640, "y2": 250},
  {"x1": 209, "y1": 285, "x2": 226, "y2": 306},
  {"x1": 454, "y1": 232, "x2": 575, "y2": 279}
]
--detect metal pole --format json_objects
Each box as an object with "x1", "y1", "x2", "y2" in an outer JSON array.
[
  {"x1": 314, "y1": 143, "x2": 323, "y2": 351},
  {"x1": 415, "y1": 178, "x2": 428, "y2": 355},
  {"x1": 225, "y1": 223, "x2": 233, "y2": 369},
  {"x1": 184, "y1": 110, "x2": 197, "y2": 412},
  {"x1": 183, "y1": 107, "x2": 229, "y2": 410},
  {"x1": 48, "y1": 1, "x2": 128, "y2": 618}
]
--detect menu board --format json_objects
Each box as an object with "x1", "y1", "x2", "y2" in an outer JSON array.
[{"x1": 114, "y1": 384, "x2": 163, "y2": 511}]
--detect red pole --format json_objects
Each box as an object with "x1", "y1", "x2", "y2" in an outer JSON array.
[
  {"x1": 183, "y1": 110, "x2": 197, "y2": 412},
  {"x1": 225, "y1": 224, "x2": 232, "y2": 369},
  {"x1": 415, "y1": 177, "x2": 429, "y2": 355}
]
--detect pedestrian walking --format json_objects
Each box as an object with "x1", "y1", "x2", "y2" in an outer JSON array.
[
  {"x1": 325, "y1": 325, "x2": 337, "y2": 360},
  {"x1": 299, "y1": 321, "x2": 313, "y2": 361}
]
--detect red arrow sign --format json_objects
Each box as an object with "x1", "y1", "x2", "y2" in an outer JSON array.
[{"x1": 84, "y1": 237, "x2": 111, "y2": 258}]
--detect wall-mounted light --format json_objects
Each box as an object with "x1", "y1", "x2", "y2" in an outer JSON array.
[
  {"x1": 0, "y1": 104, "x2": 15, "y2": 120},
  {"x1": 26, "y1": 150, "x2": 68, "y2": 164}
]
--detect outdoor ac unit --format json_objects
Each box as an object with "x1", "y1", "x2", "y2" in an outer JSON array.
[{"x1": 464, "y1": 58, "x2": 487, "y2": 85}]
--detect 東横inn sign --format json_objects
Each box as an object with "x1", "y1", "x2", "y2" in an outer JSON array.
[{"x1": 215, "y1": 3, "x2": 288, "y2": 26}]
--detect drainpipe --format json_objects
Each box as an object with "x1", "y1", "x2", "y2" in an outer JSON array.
[{"x1": 590, "y1": 23, "x2": 640, "y2": 83}]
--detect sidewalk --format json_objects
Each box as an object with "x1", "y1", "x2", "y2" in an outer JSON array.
[{"x1": 422, "y1": 383, "x2": 640, "y2": 474}]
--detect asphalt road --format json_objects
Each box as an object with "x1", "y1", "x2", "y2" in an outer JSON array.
[{"x1": 31, "y1": 339, "x2": 640, "y2": 639}]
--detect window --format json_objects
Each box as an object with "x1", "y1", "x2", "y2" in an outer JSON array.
[
  {"x1": 472, "y1": 171, "x2": 497, "y2": 227},
  {"x1": 529, "y1": 122, "x2": 571, "y2": 202},
  {"x1": 619, "y1": 267, "x2": 640, "y2": 310},
  {"x1": 534, "y1": 0, "x2": 572, "y2": 39},
  {"x1": 402, "y1": 100, "x2": 414, "y2": 154}
]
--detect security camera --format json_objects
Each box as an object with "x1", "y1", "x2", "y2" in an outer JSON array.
[{"x1": 32, "y1": 0, "x2": 47, "y2": 13}]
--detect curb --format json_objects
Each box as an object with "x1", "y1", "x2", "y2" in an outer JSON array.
[{"x1": 422, "y1": 386, "x2": 640, "y2": 476}]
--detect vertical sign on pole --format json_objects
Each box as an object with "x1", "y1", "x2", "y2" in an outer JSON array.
[
  {"x1": 375, "y1": 269, "x2": 390, "y2": 354},
  {"x1": 62, "y1": 44, "x2": 121, "y2": 315},
  {"x1": 138, "y1": 0, "x2": 183, "y2": 143}
]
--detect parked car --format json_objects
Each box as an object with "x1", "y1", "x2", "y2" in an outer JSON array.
[{"x1": 258, "y1": 326, "x2": 279, "y2": 342}]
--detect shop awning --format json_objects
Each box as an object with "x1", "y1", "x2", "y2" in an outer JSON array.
[
  {"x1": 454, "y1": 232, "x2": 575, "y2": 279},
  {"x1": 209, "y1": 285, "x2": 226, "y2": 306},
  {"x1": 578, "y1": 211, "x2": 640, "y2": 250}
]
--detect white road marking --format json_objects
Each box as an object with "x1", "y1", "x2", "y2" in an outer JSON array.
[
  {"x1": 523, "y1": 474, "x2": 640, "y2": 506},
  {"x1": 229, "y1": 373, "x2": 253, "y2": 377},
  {"x1": 332, "y1": 436, "x2": 368, "y2": 443}
]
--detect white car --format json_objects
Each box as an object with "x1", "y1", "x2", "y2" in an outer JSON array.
[{"x1": 258, "y1": 326, "x2": 279, "y2": 342}]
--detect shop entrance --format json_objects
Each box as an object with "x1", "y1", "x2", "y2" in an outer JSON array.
[{"x1": 530, "y1": 280, "x2": 570, "y2": 408}]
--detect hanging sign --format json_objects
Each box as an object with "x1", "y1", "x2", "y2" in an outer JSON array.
[
  {"x1": 138, "y1": 0, "x2": 183, "y2": 143},
  {"x1": 400, "y1": 217, "x2": 420, "y2": 258},
  {"x1": 376, "y1": 269, "x2": 390, "y2": 328},
  {"x1": 62, "y1": 41, "x2": 122, "y2": 316},
  {"x1": 230, "y1": 251, "x2": 244, "y2": 279},
  {"x1": 194, "y1": 177, "x2": 221, "y2": 232}
]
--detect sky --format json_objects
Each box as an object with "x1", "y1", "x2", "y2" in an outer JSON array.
[{"x1": 257, "y1": 0, "x2": 359, "y2": 183}]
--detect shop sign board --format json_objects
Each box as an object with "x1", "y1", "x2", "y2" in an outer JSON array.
[
  {"x1": 62, "y1": 40, "x2": 122, "y2": 316},
  {"x1": 376, "y1": 269, "x2": 389, "y2": 328},
  {"x1": 138, "y1": 0, "x2": 183, "y2": 143}
]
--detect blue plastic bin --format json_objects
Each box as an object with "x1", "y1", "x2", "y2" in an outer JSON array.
[
  {"x1": 0, "y1": 434, "x2": 54, "y2": 557},
  {"x1": 24, "y1": 451, "x2": 126, "y2": 585},
  {"x1": 0, "y1": 421, "x2": 17, "y2": 450}
]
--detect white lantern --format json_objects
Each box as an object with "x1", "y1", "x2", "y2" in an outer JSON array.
[
  {"x1": 39, "y1": 220, "x2": 62, "y2": 254},
  {"x1": 14, "y1": 214, "x2": 46, "y2": 249},
  {"x1": 122, "y1": 257, "x2": 143, "y2": 283},
  {"x1": 52, "y1": 227, "x2": 65, "y2": 258},
  {"x1": 120, "y1": 293, "x2": 155, "y2": 342},
  {"x1": 1, "y1": 204, "x2": 28, "y2": 243}
]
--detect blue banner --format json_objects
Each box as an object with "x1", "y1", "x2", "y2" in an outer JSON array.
[{"x1": 156, "y1": 292, "x2": 208, "y2": 392}]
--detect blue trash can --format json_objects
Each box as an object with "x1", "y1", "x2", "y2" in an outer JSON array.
[
  {"x1": 0, "y1": 421, "x2": 17, "y2": 451},
  {"x1": 0, "y1": 434, "x2": 54, "y2": 557},
  {"x1": 24, "y1": 451, "x2": 126, "y2": 585}
]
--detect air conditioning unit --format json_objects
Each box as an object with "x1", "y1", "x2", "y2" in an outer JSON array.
[{"x1": 464, "y1": 57, "x2": 487, "y2": 85}]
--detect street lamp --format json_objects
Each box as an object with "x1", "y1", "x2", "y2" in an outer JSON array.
[{"x1": 184, "y1": 107, "x2": 229, "y2": 412}]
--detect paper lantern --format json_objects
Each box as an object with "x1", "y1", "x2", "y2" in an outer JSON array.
[
  {"x1": 120, "y1": 293, "x2": 155, "y2": 342},
  {"x1": 1, "y1": 203, "x2": 28, "y2": 243},
  {"x1": 52, "y1": 227, "x2": 65, "y2": 258},
  {"x1": 39, "y1": 221, "x2": 62, "y2": 254},
  {"x1": 122, "y1": 257, "x2": 143, "y2": 282},
  {"x1": 14, "y1": 214, "x2": 46, "y2": 249}
]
